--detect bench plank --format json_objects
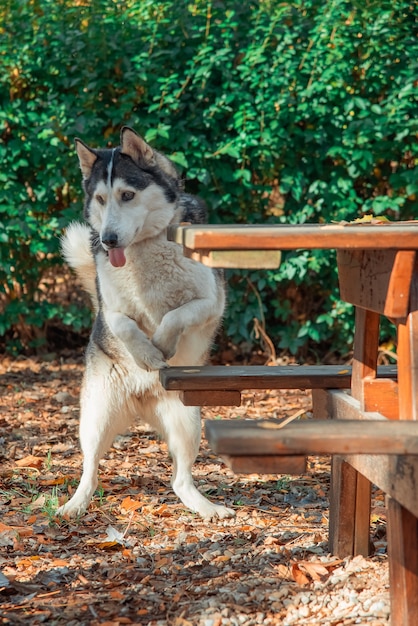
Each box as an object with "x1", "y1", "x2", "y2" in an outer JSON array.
[
  {"x1": 160, "y1": 365, "x2": 397, "y2": 392},
  {"x1": 205, "y1": 419, "x2": 418, "y2": 456}
]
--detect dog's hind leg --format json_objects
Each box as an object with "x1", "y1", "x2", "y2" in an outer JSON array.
[
  {"x1": 154, "y1": 395, "x2": 235, "y2": 520},
  {"x1": 57, "y1": 366, "x2": 131, "y2": 518}
]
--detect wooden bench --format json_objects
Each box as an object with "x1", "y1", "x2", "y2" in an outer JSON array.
[
  {"x1": 167, "y1": 223, "x2": 418, "y2": 624},
  {"x1": 205, "y1": 418, "x2": 418, "y2": 490},
  {"x1": 159, "y1": 364, "x2": 397, "y2": 406}
]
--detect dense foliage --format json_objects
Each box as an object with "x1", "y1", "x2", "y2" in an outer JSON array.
[{"x1": 1, "y1": 0, "x2": 416, "y2": 356}]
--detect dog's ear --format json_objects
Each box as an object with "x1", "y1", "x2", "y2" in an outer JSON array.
[
  {"x1": 120, "y1": 127, "x2": 156, "y2": 166},
  {"x1": 75, "y1": 139, "x2": 98, "y2": 179}
]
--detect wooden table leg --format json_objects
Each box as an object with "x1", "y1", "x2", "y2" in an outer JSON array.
[
  {"x1": 329, "y1": 457, "x2": 371, "y2": 557},
  {"x1": 397, "y1": 294, "x2": 418, "y2": 422},
  {"x1": 387, "y1": 291, "x2": 418, "y2": 625},
  {"x1": 387, "y1": 497, "x2": 418, "y2": 625},
  {"x1": 329, "y1": 307, "x2": 378, "y2": 557}
]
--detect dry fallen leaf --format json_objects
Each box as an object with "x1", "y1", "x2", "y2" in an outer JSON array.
[
  {"x1": 38, "y1": 476, "x2": 76, "y2": 486},
  {"x1": 276, "y1": 564, "x2": 292, "y2": 580},
  {"x1": 291, "y1": 562, "x2": 310, "y2": 586},
  {"x1": 174, "y1": 618, "x2": 194, "y2": 626},
  {"x1": 15, "y1": 455, "x2": 44, "y2": 469},
  {"x1": 152, "y1": 503, "x2": 173, "y2": 517},
  {"x1": 120, "y1": 496, "x2": 142, "y2": 513},
  {"x1": 352, "y1": 215, "x2": 391, "y2": 224},
  {"x1": 109, "y1": 590, "x2": 125, "y2": 600},
  {"x1": 0, "y1": 523, "x2": 33, "y2": 538},
  {"x1": 336, "y1": 215, "x2": 392, "y2": 225},
  {"x1": 298, "y1": 561, "x2": 331, "y2": 581},
  {"x1": 28, "y1": 494, "x2": 46, "y2": 511}
]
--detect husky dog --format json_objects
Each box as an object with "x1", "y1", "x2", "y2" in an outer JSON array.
[{"x1": 57, "y1": 127, "x2": 234, "y2": 520}]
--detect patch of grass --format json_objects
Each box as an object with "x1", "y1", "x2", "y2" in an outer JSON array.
[
  {"x1": 94, "y1": 484, "x2": 106, "y2": 508},
  {"x1": 275, "y1": 476, "x2": 291, "y2": 492},
  {"x1": 42, "y1": 486, "x2": 60, "y2": 519},
  {"x1": 44, "y1": 449, "x2": 53, "y2": 471}
]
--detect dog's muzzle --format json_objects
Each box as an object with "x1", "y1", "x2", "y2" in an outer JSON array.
[{"x1": 101, "y1": 233, "x2": 126, "y2": 267}]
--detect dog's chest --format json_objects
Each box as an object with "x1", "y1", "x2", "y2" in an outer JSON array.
[{"x1": 97, "y1": 253, "x2": 189, "y2": 327}]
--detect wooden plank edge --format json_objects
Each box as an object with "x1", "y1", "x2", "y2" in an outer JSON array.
[{"x1": 205, "y1": 419, "x2": 418, "y2": 456}]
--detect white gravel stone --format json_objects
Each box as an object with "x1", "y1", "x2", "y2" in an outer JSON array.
[
  {"x1": 298, "y1": 605, "x2": 311, "y2": 618},
  {"x1": 369, "y1": 599, "x2": 390, "y2": 614}
]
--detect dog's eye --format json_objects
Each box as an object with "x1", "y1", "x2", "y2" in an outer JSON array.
[
  {"x1": 121, "y1": 191, "x2": 135, "y2": 202},
  {"x1": 96, "y1": 195, "x2": 105, "y2": 205}
]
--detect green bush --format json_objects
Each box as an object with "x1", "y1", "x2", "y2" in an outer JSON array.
[{"x1": 0, "y1": 0, "x2": 416, "y2": 357}]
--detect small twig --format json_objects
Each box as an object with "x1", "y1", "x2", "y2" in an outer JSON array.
[
  {"x1": 378, "y1": 348, "x2": 398, "y2": 362},
  {"x1": 302, "y1": 612, "x2": 386, "y2": 624},
  {"x1": 122, "y1": 510, "x2": 136, "y2": 539},
  {"x1": 253, "y1": 317, "x2": 277, "y2": 364},
  {"x1": 9, "y1": 466, "x2": 41, "y2": 476},
  {"x1": 259, "y1": 408, "x2": 306, "y2": 430},
  {"x1": 205, "y1": 0, "x2": 212, "y2": 39},
  {"x1": 247, "y1": 278, "x2": 266, "y2": 327}
]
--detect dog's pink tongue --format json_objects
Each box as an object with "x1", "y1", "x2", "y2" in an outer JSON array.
[{"x1": 108, "y1": 248, "x2": 126, "y2": 267}]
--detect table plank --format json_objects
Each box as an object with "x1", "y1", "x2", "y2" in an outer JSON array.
[{"x1": 169, "y1": 223, "x2": 418, "y2": 251}]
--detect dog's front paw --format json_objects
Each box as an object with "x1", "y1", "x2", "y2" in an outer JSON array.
[
  {"x1": 56, "y1": 496, "x2": 89, "y2": 519},
  {"x1": 199, "y1": 503, "x2": 236, "y2": 521},
  {"x1": 151, "y1": 332, "x2": 178, "y2": 361},
  {"x1": 135, "y1": 344, "x2": 167, "y2": 371}
]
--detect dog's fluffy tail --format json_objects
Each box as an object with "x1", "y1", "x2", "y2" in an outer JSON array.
[{"x1": 62, "y1": 222, "x2": 98, "y2": 310}]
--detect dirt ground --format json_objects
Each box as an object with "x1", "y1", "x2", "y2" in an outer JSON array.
[{"x1": 0, "y1": 352, "x2": 389, "y2": 625}]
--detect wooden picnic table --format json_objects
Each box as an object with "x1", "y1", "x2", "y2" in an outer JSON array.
[{"x1": 165, "y1": 221, "x2": 418, "y2": 626}]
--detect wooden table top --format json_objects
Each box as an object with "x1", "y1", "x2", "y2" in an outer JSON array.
[{"x1": 168, "y1": 222, "x2": 418, "y2": 251}]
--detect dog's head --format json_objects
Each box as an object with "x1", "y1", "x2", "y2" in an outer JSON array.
[{"x1": 75, "y1": 127, "x2": 181, "y2": 267}]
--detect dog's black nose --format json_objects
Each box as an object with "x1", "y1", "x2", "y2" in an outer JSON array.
[{"x1": 101, "y1": 232, "x2": 118, "y2": 248}]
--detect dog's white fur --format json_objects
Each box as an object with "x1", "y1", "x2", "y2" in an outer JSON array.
[
  {"x1": 61, "y1": 223, "x2": 97, "y2": 309},
  {"x1": 57, "y1": 128, "x2": 234, "y2": 520}
]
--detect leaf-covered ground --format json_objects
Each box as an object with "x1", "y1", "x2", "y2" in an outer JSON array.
[{"x1": 0, "y1": 353, "x2": 389, "y2": 625}]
